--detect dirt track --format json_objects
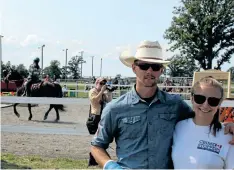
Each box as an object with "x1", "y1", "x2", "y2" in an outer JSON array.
[{"x1": 1, "y1": 104, "x2": 116, "y2": 160}]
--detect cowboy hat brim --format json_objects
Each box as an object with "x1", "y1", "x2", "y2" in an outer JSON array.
[{"x1": 120, "y1": 54, "x2": 170, "y2": 68}]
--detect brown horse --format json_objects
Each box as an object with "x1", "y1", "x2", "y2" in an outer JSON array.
[{"x1": 6, "y1": 69, "x2": 65, "y2": 121}]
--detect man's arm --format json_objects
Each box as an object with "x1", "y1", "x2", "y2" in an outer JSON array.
[
  {"x1": 90, "y1": 104, "x2": 119, "y2": 168},
  {"x1": 90, "y1": 146, "x2": 111, "y2": 167},
  {"x1": 177, "y1": 99, "x2": 194, "y2": 122}
]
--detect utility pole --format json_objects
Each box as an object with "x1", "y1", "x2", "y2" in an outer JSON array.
[
  {"x1": 0, "y1": 35, "x2": 3, "y2": 62},
  {"x1": 63, "y1": 49, "x2": 68, "y2": 81},
  {"x1": 39, "y1": 44, "x2": 45, "y2": 70},
  {"x1": 0, "y1": 35, "x2": 3, "y2": 79},
  {"x1": 91, "y1": 56, "x2": 94, "y2": 77},
  {"x1": 80, "y1": 51, "x2": 84, "y2": 77},
  {"x1": 100, "y1": 58, "x2": 102, "y2": 77},
  {"x1": 63, "y1": 49, "x2": 68, "y2": 67}
]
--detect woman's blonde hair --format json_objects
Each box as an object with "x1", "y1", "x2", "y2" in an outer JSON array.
[
  {"x1": 191, "y1": 76, "x2": 224, "y2": 99},
  {"x1": 191, "y1": 76, "x2": 224, "y2": 136}
]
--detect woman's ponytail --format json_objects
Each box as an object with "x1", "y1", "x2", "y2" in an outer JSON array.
[{"x1": 209, "y1": 109, "x2": 222, "y2": 136}]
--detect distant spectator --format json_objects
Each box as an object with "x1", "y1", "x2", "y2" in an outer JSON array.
[
  {"x1": 106, "y1": 78, "x2": 112, "y2": 85},
  {"x1": 92, "y1": 76, "x2": 96, "y2": 84},
  {"x1": 112, "y1": 77, "x2": 118, "y2": 85},
  {"x1": 44, "y1": 75, "x2": 52, "y2": 82},
  {"x1": 62, "y1": 85, "x2": 68, "y2": 97}
]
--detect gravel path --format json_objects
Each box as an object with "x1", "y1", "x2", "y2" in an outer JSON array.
[{"x1": 1, "y1": 104, "x2": 116, "y2": 160}]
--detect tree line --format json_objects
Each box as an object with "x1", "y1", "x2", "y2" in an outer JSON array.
[{"x1": 1, "y1": 55, "x2": 85, "y2": 79}]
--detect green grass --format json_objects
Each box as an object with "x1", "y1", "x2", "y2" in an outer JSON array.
[
  {"x1": 61, "y1": 83, "x2": 89, "y2": 98},
  {"x1": 1, "y1": 153, "x2": 100, "y2": 169}
]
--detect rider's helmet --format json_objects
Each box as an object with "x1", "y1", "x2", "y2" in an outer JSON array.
[{"x1": 33, "y1": 57, "x2": 40, "y2": 63}]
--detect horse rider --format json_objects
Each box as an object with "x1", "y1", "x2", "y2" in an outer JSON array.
[
  {"x1": 23, "y1": 57, "x2": 42, "y2": 96},
  {"x1": 44, "y1": 74, "x2": 52, "y2": 82}
]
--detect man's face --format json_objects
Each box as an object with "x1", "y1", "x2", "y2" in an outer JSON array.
[
  {"x1": 96, "y1": 80, "x2": 106, "y2": 91},
  {"x1": 132, "y1": 60, "x2": 163, "y2": 87}
]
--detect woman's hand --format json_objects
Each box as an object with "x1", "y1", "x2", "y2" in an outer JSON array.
[{"x1": 224, "y1": 122, "x2": 234, "y2": 144}]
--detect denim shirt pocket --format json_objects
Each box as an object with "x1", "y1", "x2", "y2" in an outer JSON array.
[
  {"x1": 122, "y1": 116, "x2": 141, "y2": 124},
  {"x1": 158, "y1": 113, "x2": 177, "y2": 137},
  {"x1": 120, "y1": 116, "x2": 142, "y2": 139}
]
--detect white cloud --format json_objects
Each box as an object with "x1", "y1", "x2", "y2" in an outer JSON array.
[
  {"x1": 56, "y1": 40, "x2": 61, "y2": 45},
  {"x1": 71, "y1": 39, "x2": 83, "y2": 45},
  {"x1": 20, "y1": 34, "x2": 46, "y2": 47},
  {"x1": 102, "y1": 52, "x2": 115, "y2": 58},
  {"x1": 71, "y1": 50, "x2": 86, "y2": 57},
  {"x1": 4, "y1": 36, "x2": 18, "y2": 44}
]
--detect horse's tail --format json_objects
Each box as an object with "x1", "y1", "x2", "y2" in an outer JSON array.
[
  {"x1": 54, "y1": 84, "x2": 66, "y2": 111},
  {"x1": 56, "y1": 104, "x2": 66, "y2": 111}
]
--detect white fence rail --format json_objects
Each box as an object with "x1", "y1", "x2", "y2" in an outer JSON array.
[
  {"x1": 1, "y1": 96, "x2": 234, "y2": 107},
  {"x1": 1, "y1": 97, "x2": 89, "y2": 105}
]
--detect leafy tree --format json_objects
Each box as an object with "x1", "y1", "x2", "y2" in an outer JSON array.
[
  {"x1": 167, "y1": 55, "x2": 200, "y2": 77},
  {"x1": 1, "y1": 61, "x2": 7, "y2": 77},
  {"x1": 164, "y1": 0, "x2": 234, "y2": 70},
  {"x1": 60, "y1": 66, "x2": 68, "y2": 79},
  {"x1": 16, "y1": 64, "x2": 29, "y2": 78},
  {"x1": 43, "y1": 60, "x2": 62, "y2": 79},
  {"x1": 49, "y1": 60, "x2": 62, "y2": 78},
  {"x1": 227, "y1": 66, "x2": 234, "y2": 81},
  {"x1": 5, "y1": 61, "x2": 16, "y2": 70},
  {"x1": 42, "y1": 66, "x2": 51, "y2": 78},
  {"x1": 68, "y1": 55, "x2": 85, "y2": 79}
]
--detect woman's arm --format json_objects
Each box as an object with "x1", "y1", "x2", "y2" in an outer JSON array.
[{"x1": 103, "y1": 91, "x2": 113, "y2": 103}]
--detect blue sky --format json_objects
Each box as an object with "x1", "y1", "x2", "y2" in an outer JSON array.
[{"x1": 0, "y1": 0, "x2": 233, "y2": 77}]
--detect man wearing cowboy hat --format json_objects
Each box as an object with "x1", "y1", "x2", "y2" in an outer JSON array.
[{"x1": 90, "y1": 41, "x2": 234, "y2": 169}]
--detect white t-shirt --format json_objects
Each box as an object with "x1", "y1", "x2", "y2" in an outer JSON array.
[{"x1": 172, "y1": 118, "x2": 234, "y2": 169}]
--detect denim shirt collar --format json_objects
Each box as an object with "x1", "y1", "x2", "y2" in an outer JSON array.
[{"x1": 130, "y1": 84, "x2": 166, "y2": 104}]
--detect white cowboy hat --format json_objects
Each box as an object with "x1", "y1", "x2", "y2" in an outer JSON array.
[{"x1": 119, "y1": 40, "x2": 170, "y2": 67}]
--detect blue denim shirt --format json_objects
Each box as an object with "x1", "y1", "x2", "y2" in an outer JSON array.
[{"x1": 91, "y1": 87, "x2": 192, "y2": 169}]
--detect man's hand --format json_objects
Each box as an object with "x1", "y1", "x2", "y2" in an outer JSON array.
[
  {"x1": 224, "y1": 122, "x2": 234, "y2": 145},
  {"x1": 104, "y1": 160, "x2": 123, "y2": 170}
]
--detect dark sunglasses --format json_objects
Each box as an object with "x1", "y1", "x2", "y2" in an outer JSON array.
[
  {"x1": 135, "y1": 62, "x2": 163, "y2": 71},
  {"x1": 192, "y1": 93, "x2": 221, "y2": 107},
  {"x1": 99, "y1": 82, "x2": 106, "y2": 85}
]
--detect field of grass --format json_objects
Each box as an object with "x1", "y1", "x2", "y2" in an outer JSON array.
[
  {"x1": 1, "y1": 153, "x2": 99, "y2": 169},
  {"x1": 61, "y1": 83, "x2": 89, "y2": 98}
]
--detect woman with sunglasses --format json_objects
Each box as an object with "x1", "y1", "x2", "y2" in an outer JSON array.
[{"x1": 172, "y1": 77, "x2": 234, "y2": 169}]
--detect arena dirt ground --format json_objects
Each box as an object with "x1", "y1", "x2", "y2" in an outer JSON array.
[{"x1": 1, "y1": 104, "x2": 116, "y2": 160}]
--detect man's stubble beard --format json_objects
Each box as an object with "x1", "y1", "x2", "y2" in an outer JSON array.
[{"x1": 144, "y1": 81, "x2": 157, "y2": 87}]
